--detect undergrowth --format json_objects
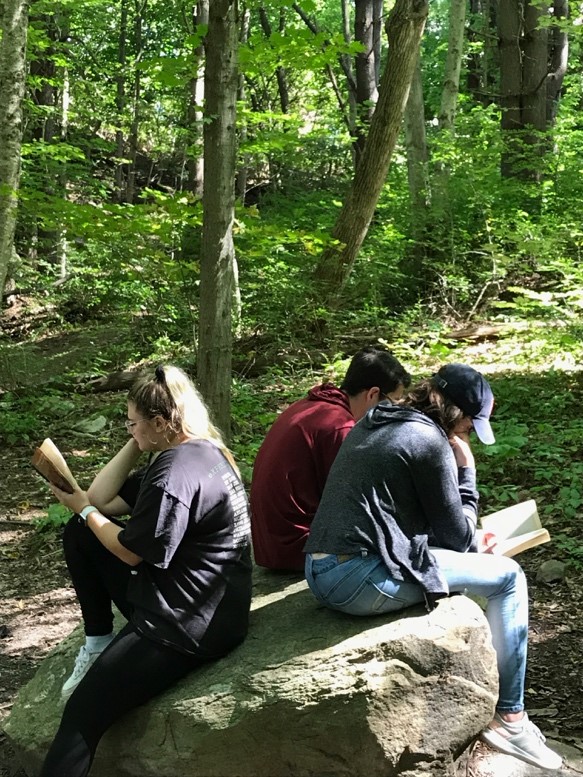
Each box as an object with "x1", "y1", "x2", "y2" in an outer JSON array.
[{"x1": 1, "y1": 311, "x2": 582, "y2": 567}]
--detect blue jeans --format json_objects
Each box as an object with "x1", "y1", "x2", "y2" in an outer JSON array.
[{"x1": 305, "y1": 550, "x2": 528, "y2": 713}]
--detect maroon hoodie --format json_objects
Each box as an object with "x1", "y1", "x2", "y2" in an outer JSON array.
[{"x1": 250, "y1": 384, "x2": 354, "y2": 571}]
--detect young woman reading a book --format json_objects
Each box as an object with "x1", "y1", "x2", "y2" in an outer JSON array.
[
  {"x1": 304, "y1": 364, "x2": 561, "y2": 772},
  {"x1": 39, "y1": 365, "x2": 252, "y2": 777}
]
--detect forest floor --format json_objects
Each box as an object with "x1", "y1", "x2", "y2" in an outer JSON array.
[{"x1": 1, "y1": 308, "x2": 583, "y2": 775}]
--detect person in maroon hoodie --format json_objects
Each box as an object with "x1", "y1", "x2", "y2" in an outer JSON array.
[{"x1": 250, "y1": 347, "x2": 410, "y2": 571}]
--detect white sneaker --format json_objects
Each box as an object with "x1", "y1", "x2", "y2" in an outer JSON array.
[
  {"x1": 480, "y1": 711, "x2": 562, "y2": 771},
  {"x1": 61, "y1": 644, "x2": 103, "y2": 699}
]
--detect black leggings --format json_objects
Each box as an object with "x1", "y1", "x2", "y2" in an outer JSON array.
[{"x1": 40, "y1": 518, "x2": 207, "y2": 777}]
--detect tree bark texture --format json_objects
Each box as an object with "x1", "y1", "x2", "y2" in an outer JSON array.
[
  {"x1": 404, "y1": 58, "x2": 429, "y2": 222},
  {"x1": 372, "y1": 0, "x2": 383, "y2": 84},
  {"x1": 235, "y1": 3, "x2": 250, "y2": 200},
  {"x1": 197, "y1": 0, "x2": 238, "y2": 438},
  {"x1": 498, "y1": 0, "x2": 522, "y2": 134},
  {"x1": 403, "y1": 57, "x2": 430, "y2": 274},
  {"x1": 467, "y1": 0, "x2": 497, "y2": 105},
  {"x1": 258, "y1": 6, "x2": 289, "y2": 113},
  {"x1": 186, "y1": 0, "x2": 208, "y2": 198},
  {"x1": 498, "y1": 0, "x2": 524, "y2": 178},
  {"x1": 498, "y1": 0, "x2": 558, "y2": 181},
  {"x1": 522, "y1": 0, "x2": 548, "y2": 134},
  {"x1": 546, "y1": 0, "x2": 568, "y2": 126},
  {"x1": 313, "y1": 0, "x2": 428, "y2": 296},
  {"x1": 437, "y1": 0, "x2": 466, "y2": 131},
  {"x1": 340, "y1": 0, "x2": 357, "y2": 134},
  {"x1": 114, "y1": 0, "x2": 128, "y2": 201},
  {"x1": 354, "y1": 0, "x2": 378, "y2": 161},
  {"x1": 0, "y1": 0, "x2": 29, "y2": 297},
  {"x1": 126, "y1": 0, "x2": 146, "y2": 204}
]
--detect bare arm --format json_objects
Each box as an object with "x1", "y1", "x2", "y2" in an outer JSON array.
[
  {"x1": 85, "y1": 509, "x2": 142, "y2": 566},
  {"x1": 87, "y1": 439, "x2": 143, "y2": 515},
  {"x1": 49, "y1": 484, "x2": 142, "y2": 566}
]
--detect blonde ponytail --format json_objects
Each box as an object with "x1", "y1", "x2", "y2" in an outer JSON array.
[{"x1": 128, "y1": 365, "x2": 240, "y2": 477}]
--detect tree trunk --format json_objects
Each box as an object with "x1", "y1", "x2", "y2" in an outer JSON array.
[
  {"x1": 0, "y1": 0, "x2": 30, "y2": 297},
  {"x1": 354, "y1": 0, "x2": 378, "y2": 161},
  {"x1": 114, "y1": 0, "x2": 128, "y2": 202},
  {"x1": 27, "y1": 10, "x2": 69, "y2": 269},
  {"x1": 498, "y1": 0, "x2": 523, "y2": 178},
  {"x1": 437, "y1": 0, "x2": 466, "y2": 131},
  {"x1": 340, "y1": 0, "x2": 357, "y2": 138},
  {"x1": 467, "y1": 0, "x2": 497, "y2": 105},
  {"x1": 197, "y1": 0, "x2": 238, "y2": 438},
  {"x1": 466, "y1": 0, "x2": 483, "y2": 101},
  {"x1": 258, "y1": 6, "x2": 289, "y2": 114},
  {"x1": 186, "y1": 0, "x2": 208, "y2": 198},
  {"x1": 235, "y1": 3, "x2": 250, "y2": 200},
  {"x1": 498, "y1": 0, "x2": 551, "y2": 181},
  {"x1": 522, "y1": 0, "x2": 548, "y2": 135},
  {"x1": 433, "y1": 0, "x2": 466, "y2": 212},
  {"x1": 57, "y1": 64, "x2": 70, "y2": 281},
  {"x1": 546, "y1": 0, "x2": 568, "y2": 126},
  {"x1": 403, "y1": 57, "x2": 429, "y2": 247},
  {"x1": 126, "y1": 0, "x2": 145, "y2": 204},
  {"x1": 313, "y1": 0, "x2": 428, "y2": 297},
  {"x1": 372, "y1": 0, "x2": 383, "y2": 84}
]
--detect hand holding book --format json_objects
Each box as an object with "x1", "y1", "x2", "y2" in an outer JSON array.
[
  {"x1": 478, "y1": 500, "x2": 550, "y2": 558},
  {"x1": 32, "y1": 439, "x2": 91, "y2": 514},
  {"x1": 476, "y1": 530, "x2": 498, "y2": 554},
  {"x1": 32, "y1": 438, "x2": 80, "y2": 494}
]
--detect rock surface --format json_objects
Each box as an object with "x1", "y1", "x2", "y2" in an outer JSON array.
[{"x1": 4, "y1": 570, "x2": 499, "y2": 777}]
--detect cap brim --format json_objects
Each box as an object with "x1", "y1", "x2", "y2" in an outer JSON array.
[{"x1": 473, "y1": 417, "x2": 495, "y2": 445}]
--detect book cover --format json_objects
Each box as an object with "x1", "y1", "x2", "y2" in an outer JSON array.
[{"x1": 31, "y1": 438, "x2": 79, "y2": 495}]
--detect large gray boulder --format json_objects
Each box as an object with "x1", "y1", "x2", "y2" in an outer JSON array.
[{"x1": 4, "y1": 570, "x2": 498, "y2": 777}]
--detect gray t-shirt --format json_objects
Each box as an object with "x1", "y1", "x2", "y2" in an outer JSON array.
[{"x1": 304, "y1": 403, "x2": 479, "y2": 596}]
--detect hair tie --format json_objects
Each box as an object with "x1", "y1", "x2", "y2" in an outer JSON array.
[{"x1": 155, "y1": 365, "x2": 166, "y2": 383}]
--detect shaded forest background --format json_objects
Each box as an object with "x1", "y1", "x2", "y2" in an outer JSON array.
[{"x1": 0, "y1": 0, "x2": 581, "y2": 352}]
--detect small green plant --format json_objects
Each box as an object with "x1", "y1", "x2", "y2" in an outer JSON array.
[
  {"x1": 553, "y1": 533, "x2": 583, "y2": 569},
  {"x1": 34, "y1": 503, "x2": 72, "y2": 533}
]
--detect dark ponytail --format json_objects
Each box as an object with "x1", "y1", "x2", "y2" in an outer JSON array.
[{"x1": 401, "y1": 379, "x2": 465, "y2": 437}]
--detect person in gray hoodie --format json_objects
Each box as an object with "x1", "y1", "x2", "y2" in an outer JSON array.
[{"x1": 304, "y1": 364, "x2": 561, "y2": 772}]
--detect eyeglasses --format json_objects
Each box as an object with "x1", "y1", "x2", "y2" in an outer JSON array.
[{"x1": 125, "y1": 419, "x2": 145, "y2": 431}]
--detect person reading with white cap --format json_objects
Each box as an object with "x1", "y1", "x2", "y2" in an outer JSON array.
[{"x1": 304, "y1": 363, "x2": 561, "y2": 771}]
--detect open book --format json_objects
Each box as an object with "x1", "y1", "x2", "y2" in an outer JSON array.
[
  {"x1": 31, "y1": 438, "x2": 80, "y2": 495},
  {"x1": 480, "y1": 499, "x2": 550, "y2": 558}
]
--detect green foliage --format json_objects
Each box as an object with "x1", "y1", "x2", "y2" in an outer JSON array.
[
  {"x1": 473, "y1": 371, "x2": 583, "y2": 569},
  {"x1": 0, "y1": 391, "x2": 77, "y2": 444},
  {"x1": 553, "y1": 533, "x2": 583, "y2": 569},
  {"x1": 34, "y1": 503, "x2": 72, "y2": 533}
]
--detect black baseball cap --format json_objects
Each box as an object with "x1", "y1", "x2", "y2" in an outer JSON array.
[{"x1": 431, "y1": 364, "x2": 495, "y2": 445}]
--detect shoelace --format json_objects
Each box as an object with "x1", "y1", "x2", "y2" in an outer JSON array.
[
  {"x1": 70, "y1": 646, "x2": 93, "y2": 679},
  {"x1": 524, "y1": 718, "x2": 547, "y2": 744}
]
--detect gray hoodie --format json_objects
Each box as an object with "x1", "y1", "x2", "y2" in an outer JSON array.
[{"x1": 304, "y1": 402, "x2": 479, "y2": 597}]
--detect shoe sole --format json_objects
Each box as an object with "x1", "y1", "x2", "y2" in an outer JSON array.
[{"x1": 480, "y1": 729, "x2": 562, "y2": 771}]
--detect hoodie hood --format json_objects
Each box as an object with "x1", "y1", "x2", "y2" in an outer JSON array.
[
  {"x1": 307, "y1": 383, "x2": 350, "y2": 411},
  {"x1": 363, "y1": 402, "x2": 444, "y2": 435}
]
